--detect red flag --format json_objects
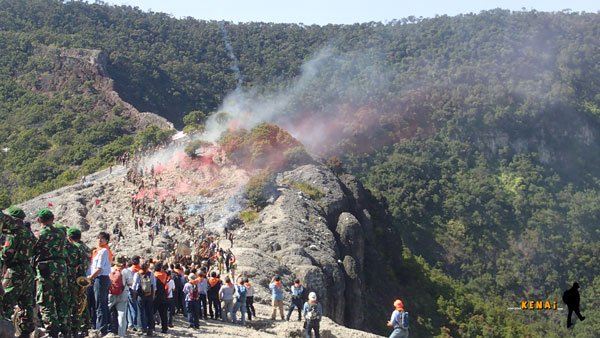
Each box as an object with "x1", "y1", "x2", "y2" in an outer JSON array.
[
  {"x1": 95, "y1": 199, "x2": 101, "y2": 205},
  {"x1": 47, "y1": 203, "x2": 54, "y2": 207}
]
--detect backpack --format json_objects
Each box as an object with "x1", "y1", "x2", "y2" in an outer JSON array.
[
  {"x1": 108, "y1": 269, "x2": 125, "y2": 295},
  {"x1": 305, "y1": 303, "x2": 321, "y2": 322},
  {"x1": 562, "y1": 290, "x2": 570, "y2": 304},
  {"x1": 190, "y1": 283, "x2": 199, "y2": 301},
  {"x1": 172, "y1": 272, "x2": 182, "y2": 291},
  {"x1": 400, "y1": 311, "x2": 409, "y2": 329},
  {"x1": 236, "y1": 285, "x2": 247, "y2": 302},
  {"x1": 139, "y1": 272, "x2": 153, "y2": 297}
]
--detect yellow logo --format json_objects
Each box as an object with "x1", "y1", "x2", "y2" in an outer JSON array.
[{"x1": 520, "y1": 300, "x2": 558, "y2": 310}]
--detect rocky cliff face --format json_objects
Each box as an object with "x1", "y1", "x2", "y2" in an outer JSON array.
[
  {"x1": 17, "y1": 144, "x2": 400, "y2": 335},
  {"x1": 27, "y1": 46, "x2": 172, "y2": 131}
]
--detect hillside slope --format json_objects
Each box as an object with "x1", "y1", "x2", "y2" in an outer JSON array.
[{"x1": 18, "y1": 144, "x2": 400, "y2": 335}]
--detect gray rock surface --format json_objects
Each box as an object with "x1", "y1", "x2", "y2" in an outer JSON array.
[{"x1": 17, "y1": 149, "x2": 398, "y2": 334}]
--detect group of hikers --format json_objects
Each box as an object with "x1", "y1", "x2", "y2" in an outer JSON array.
[{"x1": 0, "y1": 206, "x2": 328, "y2": 338}]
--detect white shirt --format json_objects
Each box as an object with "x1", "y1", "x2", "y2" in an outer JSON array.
[
  {"x1": 120, "y1": 267, "x2": 134, "y2": 288},
  {"x1": 167, "y1": 278, "x2": 176, "y2": 298},
  {"x1": 91, "y1": 248, "x2": 111, "y2": 276}
]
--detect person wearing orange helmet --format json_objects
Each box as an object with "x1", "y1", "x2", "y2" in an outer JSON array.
[{"x1": 386, "y1": 299, "x2": 409, "y2": 338}]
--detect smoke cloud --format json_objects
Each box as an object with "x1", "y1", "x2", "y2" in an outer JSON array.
[{"x1": 201, "y1": 46, "x2": 395, "y2": 156}]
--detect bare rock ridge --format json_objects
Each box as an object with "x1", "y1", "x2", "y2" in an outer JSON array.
[
  {"x1": 18, "y1": 159, "x2": 399, "y2": 336},
  {"x1": 14, "y1": 45, "x2": 401, "y2": 336},
  {"x1": 30, "y1": 46, "x2": 172, "y2": 131}
]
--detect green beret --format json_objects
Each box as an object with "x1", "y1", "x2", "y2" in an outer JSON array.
[
  {"x1": 67, "y1": 227, "x2": 81, "y2": 237},
  {"x1": 6, "y1": 206, "x2": 25, "y2": 219},
  {"x1": 36, "y1": 208, "x2": 54, "y2": 221}
]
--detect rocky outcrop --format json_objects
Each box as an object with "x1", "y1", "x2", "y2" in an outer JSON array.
[
  {"x1": 236, "y1": 165, "x2": 399, "y2": 331},
  {"x1": 17, "y1": 150, "x2": 398, "y2": 335},
  {"x1": 27, "y1": 46, "x2": 172, "y2": 131}
]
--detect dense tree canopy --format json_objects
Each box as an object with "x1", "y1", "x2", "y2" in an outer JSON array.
[{"x1": 0, "y1": 1, "x2": 599, "y2": 335}]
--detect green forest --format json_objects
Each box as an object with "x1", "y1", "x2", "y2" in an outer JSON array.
[{"x1": 1, "y1": 0, "x2": 599, "y2": 336}]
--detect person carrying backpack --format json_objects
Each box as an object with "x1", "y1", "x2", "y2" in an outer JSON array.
[
  {"x1": 386, "y1": 299, "x2": 409, "y2": 338},
  {"x1": 563, "y1": 282, "x2": 586, "y2": 328},
  {"x1": 132, "y1": 262, "x2": 156, "y2": 336},
  {"x1": 231, "y1": 277, "x2": 247, "y2": 325},
  {"x1": 303, "y1": 292, "x2": 323, "y2": 338},
  {"x1": 108, "y1": 255, "x2": 131, "y2": 337},
  {"x1": 183, "y1": 273, "x2": 201, "y2": 329}
]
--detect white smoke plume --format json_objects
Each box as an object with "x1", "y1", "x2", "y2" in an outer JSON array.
[
  {"x1": 219, "y1": 21, "x2": 243, "y2": 88},
  {"x1": 200, "y1": 46, "x2": 393, "y2": 155}
]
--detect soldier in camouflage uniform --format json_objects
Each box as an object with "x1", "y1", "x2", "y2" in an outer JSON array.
[
  {"x1": 75, "y1": 236, "x2": 91, "y2": 334},
  {"x1": 0, "y1": 207, "x2": 36, "y2": 337},
  {"x1": 33, "y1": 208, "x2": 69, "y2": 338},
  {"x1": 66, "y1": 227, "x2": 89, "y2": 337}
]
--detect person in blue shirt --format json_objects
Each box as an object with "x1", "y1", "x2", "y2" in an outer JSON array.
[
  {"x1": 132, "y1": 262, "x2": 156, "y2": 336},
  {"x1": 287, "y1": 279, "x2": 304, "y2": 321},
  {"x1": 386, "y1": 299, "x2": 408, "y2": 338},
  {"x1": 269, "y1": 276, "x2": 285, "y2": 320},
  {"x1": 303, "y1": 292, "x2": 323, "y2": 338}
]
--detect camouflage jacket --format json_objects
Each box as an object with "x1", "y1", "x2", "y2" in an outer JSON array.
[
  {"x1": 1, "y1": 222, "x2": 35, "y2": 269},
  {"x1": 65, "y1": 241, "x2": 84, "y2": 279},
  {"x1": 73, "y1": 241, "x2": 91, "y2": 276},
  {"x1": 33, "y1": 223, "x2": 67, "y2": 263}
]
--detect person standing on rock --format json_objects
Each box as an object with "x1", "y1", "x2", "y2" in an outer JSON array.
[
  {"x1": 386, "y1": 299, "x2": 409, "y2": 338},
  {"x1": 132, "y1": 262, "x2": 156, "y2": 336},
  {"x1": 72, "y1": 227, "x2": 92, "y2": 335},
  {"x1": 219, "y1": 276, "x2": 235, "y2": 322},
  {"x1": 244, "y1": 277, "x2": 256, "y2": 321},
  {"x1": 0, "y1": 207, "x2": 36, "y2": 338},
  {"x1": 183, "y1": 273, "x2": 200, "y2": 329},
  {"x1": 197, "y1": 271, "x2": 209, "y2": 320},
  {"x1": 303, "y1": 292, "x2": 323, "y2": 338},
  {"x1": 164, "y1": 267, "x2": 176, "y2": 328},
  {"x1": 287, "y1": 279, "x2": 304, "y2": 321},
  {"x1": 127, "y1": 256, "x2": 142, "y2": 333},
  {"x1": 32, "y1": 208, "x2": 70, "y2": 338},
  {"x1": 65, "y1": 227, "x2": 88, "y2": 337},
  {"x1": 207, "y1": 272, "x2": 222, "y2": 320},
  {"x1": 231, "y1": 277, "x2": 247, "y2": 325},
  {"x1": 88, "y1": 231, "x2": 113, "y2": 336},
  {"x1": 269, "y1": 276, "x2": 285, "y2": 320},
  {"x1": 109, "y1": 255, "x2": 130, "y2": 337},
  {"x1": 152, "y1": 262, "x2": 170, "y2": 334}
]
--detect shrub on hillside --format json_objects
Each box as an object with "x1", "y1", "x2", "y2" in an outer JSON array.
[
  {"x1": 185, "y1": 139, "x2": 213, "y2": 158},
  {"x1": 244, "y1": 170, "x2": 275, "y2": 210},
  {"x1": 218, "y1": 123, "x2": 311, "y2": 171}
]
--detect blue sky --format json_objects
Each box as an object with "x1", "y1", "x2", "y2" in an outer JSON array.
[{"x1": 92, "y1": 0, "x2": 598, "y2": 25}]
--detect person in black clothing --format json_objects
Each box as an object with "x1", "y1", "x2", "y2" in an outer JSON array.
[
  {"x1": 563, "y1": 282, "x2": 586, "y2": 328},
  {"x1": 153, "y1": 263, "x2": 170, "y2": 334},
  {"x1": 207, "y1": 272, "x2": 222, "y2": 319}
]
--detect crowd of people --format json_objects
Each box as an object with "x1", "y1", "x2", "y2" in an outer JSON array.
[
  {"x1": 0, "y1": 148, "x2": 413, "y2": 338},
  {"x1": 0, "y1": 206, "x2": 329, "y2": 338}
]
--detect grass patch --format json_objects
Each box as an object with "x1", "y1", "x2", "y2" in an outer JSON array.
[
  {"x1": 239, "y1": 209, "x2": 258, "y2": 223},
  {"x1": 290, "y1": 181, "x2": 325, "y2": 200}
]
